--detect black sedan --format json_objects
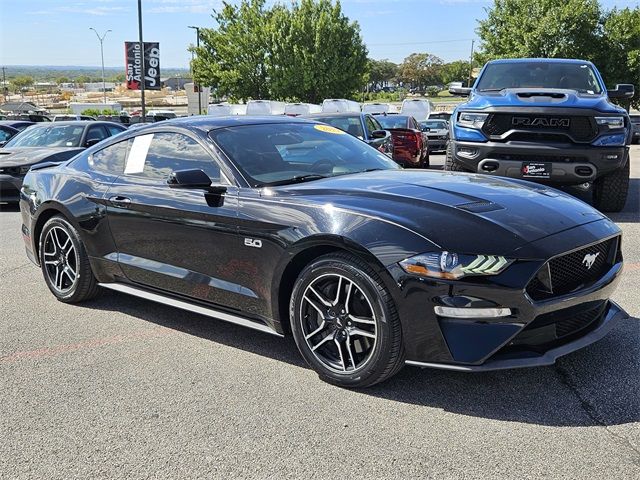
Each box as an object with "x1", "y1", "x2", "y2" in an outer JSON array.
[
  {"x1": 303, "y1": 112, "x2": 393, "y2": 157},
  {"x1": 0, "y1": 121, "x2": 126, "y2": 202},
  {"x1": 0, "y1": 120, "x2": 36, "y2": 132},
  {"x1": 19, "y1": 116, "x2": 627, "y2": 387}
]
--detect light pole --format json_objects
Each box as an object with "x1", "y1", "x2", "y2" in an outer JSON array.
[
  {"x1": 89, "y1": 27, "x2": 112, "y2": 106},
  {"x1": 188, "y1": 26, "x2": 202, "y2": 115}
]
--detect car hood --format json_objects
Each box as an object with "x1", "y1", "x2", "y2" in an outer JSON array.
[
  {"x1": 462, "y1": 88, "x2": 626, "y2": 114},
  {"x1": 277, "y1": 170, "x2": 604, "y2": 255},
  {"x1": 0, "y1": 147, "x2": 84, "y2": 167},
  {"x1": 426, "y1": 129, "x2": 448, "y2": 136}
]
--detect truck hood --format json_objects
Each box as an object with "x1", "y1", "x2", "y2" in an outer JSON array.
[
  {"x1": 278, "y1": 170, "x2": 604, "y2": 255},
  {"x1": 462, "y1": 88, "x2": 626, "y2": 114},
  {"x1": 0, "y1": 147, "x2": 84, "y2": 167}
]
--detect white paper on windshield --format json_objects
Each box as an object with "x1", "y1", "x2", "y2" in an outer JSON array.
[{"x1": 124, "y1": 133, "x2": 153, "y2": 174}]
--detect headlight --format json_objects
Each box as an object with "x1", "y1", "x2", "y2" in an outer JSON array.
[
  {"x1": 456, "y1": 112, "x2": 489, "y2": 129},
  {"x1": 399, "y1": 251, "x2": 513, "y2": 280},
  {"x1": 595, "y1": 117, "x2": 625, "y2": 129}
]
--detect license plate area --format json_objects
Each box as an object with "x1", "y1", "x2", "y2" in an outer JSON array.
[{"x1": 522, "y1": 162, "x2": 552, "y2": 178}]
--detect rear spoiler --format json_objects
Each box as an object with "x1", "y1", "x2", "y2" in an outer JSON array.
[{"x1": 30, "y1": 161, "x2": 65, "y2": 171}]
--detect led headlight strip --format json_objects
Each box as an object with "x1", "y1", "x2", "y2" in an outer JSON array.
[{"x1": 460, "y1": 255, "x2": 509, "y2": 274}]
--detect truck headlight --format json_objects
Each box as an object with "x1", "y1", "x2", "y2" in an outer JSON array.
[
  {"x1": 456, "y1": 112, "x2": 489, "y2": 129},
  {"x1": 399, "y1": 252, "x2": 513, "y2": 280},
  {"x1": 595, "y1": 117, "x2": 625, "y2": 129}
]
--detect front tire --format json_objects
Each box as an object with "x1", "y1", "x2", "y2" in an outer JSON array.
[
  {"x1": 592, "y1": 158, "x2": 630, "y2": 212},
  {"x1": 290, "y1": 253, "x2": 404, "y2": 388},
  {"x1": 39, "y1": 215, "x2": 100, "y2": 303},
  {"x1": 444, "y1": 142, "x2": 472, "y2": 172}
]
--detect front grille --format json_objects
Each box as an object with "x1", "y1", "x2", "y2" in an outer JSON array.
[
  {"x1": 482, "y1": 113, "x2": 598, "y2": 142},
  {"x1": 526, "y1": 238, "x2": 618, "y2": 301}
]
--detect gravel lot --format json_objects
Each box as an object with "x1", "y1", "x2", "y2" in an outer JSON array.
[{"x1": 1, "y1": 148, "x2": 638, "y2": 479}]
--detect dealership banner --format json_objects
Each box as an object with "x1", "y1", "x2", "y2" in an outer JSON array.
[{"x1": 125, "y1": 42, "x2": 161, "y2": 90}]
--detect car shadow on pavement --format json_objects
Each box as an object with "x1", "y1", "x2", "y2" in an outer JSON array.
[
  {"x1": 567, "y1": 179, "x2": 640, "y2": 223},
  {"x1": 85, "y1": 290, "x2": 639, "y2": 428}
]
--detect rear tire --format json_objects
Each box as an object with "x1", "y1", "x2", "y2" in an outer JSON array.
[
  {"x1": 39, "y1": 215, "x2": 101, "y2": 303},
  {"x1": 290, "y1": 252, "x2": 405, "y2": 388},
  {"x1": 444, "y1": 142, "x2": 472, "y2": 172},
  {"x1": 592, "y1": 157, "x2": 630, "y2": 212}
]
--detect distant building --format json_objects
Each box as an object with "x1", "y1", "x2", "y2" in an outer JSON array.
[
  {"x1": 0, "y1": 101, "x2": 47, "y2": 115},
  {"x1": 162, "y1": 77, "x2": 192, "y2": 91},
  {"x1": 83, "y1": 82, "x2": 117, "y2": 92},
  {"x1": 34, "y1": 82, "x2": 58, "y2": 91}
]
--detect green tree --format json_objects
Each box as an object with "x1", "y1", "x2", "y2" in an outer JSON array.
[
  {"x1": 600, "y1": 7, "x2": 640, "y2": 109},
  {"x1": 108, "y1": 73, "x2": 126, "y2": 83},
  {"x1": 269, "y1": 0, "x2": 368, "y2": 102},
  {"x1": 55, "y1": 76, "x2": 70, "y2": 84},
  {"x1": 477, "y1": 0, "x2": 602, "y2": 59},
  {"x1": 9, "y1": 75, "x2": 34, "y2": 93},
  {"x1": 75, "y1": 75, "x2": 91, "y2": 85},
  {"x1": 192, "y1": 0, "x2": 273, "y2": 100},
  {"x1": 367, "y1": 58, "x2": 398, "y2": 90},
  {"x1": 397, "y1": 53, "x2": 444, "y2": 89},
  {"x1": 441, "y1": 61, "x2": 470, "y2": 85}
]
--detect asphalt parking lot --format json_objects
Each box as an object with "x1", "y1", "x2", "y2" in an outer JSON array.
[{"x1": 1, "y1": 149, "x2": 638, "y2": 479}]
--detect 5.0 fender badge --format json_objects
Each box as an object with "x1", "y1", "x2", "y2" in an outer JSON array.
[
  {"x1": 582, "y1": 252, "x2": 599, "y2": 269},
  {"x1": 244, "y1": 238, "x2": 263, "y2": 248}
]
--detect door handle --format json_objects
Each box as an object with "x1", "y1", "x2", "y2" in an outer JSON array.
[{"x1": 109, "y1": 195, "x2": 131, "y2": 207}]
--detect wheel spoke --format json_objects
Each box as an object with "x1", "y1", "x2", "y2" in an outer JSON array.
[
  {"x1": 348, "y1": 327, "x2": 376, "y2": 339},
  {"x1": 344, "y1": 281, "x2": 354, "y2": 312},
  {"x1": 303, "y1": 295, "x2": 325, "y2": 317},
  {"x1": 54, "y1": 265, "x2": 63, "y2": 290},
  {"x1": 310, "y1": 333, "x2": 335, "y2": 352},
  {"x1": 304, "y1": 320, "x2": 327, "y2": 340},
  {"x1": 346, "y1": 335, "x2": 357, "y2": 371},
  {"x1": 334, "y1": 337, "x2": 346, "y2": 371},
  {"x1": 44, "y1": 249, "x2": 56, "y2": 257},
  {"x1": 44, "y1": 260, "x2": 59, "y2": 266},
  {"x1": 308, "y1": 286, "x2": 332, "y2": 307},
  {"x1": 52, "y1": 228, "x2": 63, "y2": 249},
  {"x1": 63, "y1": 267, "x2": 76, "y2": 283},
  {"x1": 348, "y1": 314, "x2": 375, "y2": 325},
  {"x1": 332, "y1": 276, "x2": 343, "y2": 306},
  {"x1": 65, "y1": 246, "x2": 76, "y2": 263}
]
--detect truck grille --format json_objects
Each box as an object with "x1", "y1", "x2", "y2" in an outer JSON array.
[
  {"x1": 482, "y1": 113, "x2": 598, "y2": 143},
  {"x1": 526, "y1": 237, "x2": 618, "y2": 301}
]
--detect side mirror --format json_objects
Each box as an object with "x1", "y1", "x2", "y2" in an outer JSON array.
[
  {"x1": 608, "y1": 84, "x2": 635, "y2": 99},
  {"x1": 459, "y1": 87, "x2": 472, "y2": 96},
  {"x1": 85, "y1": 138, "x2": 102, "y2": 147},
  {"x1": 168, "y1": 169, "x2": 214, "y2": 189},
  {"x1": 371, "y1": 129, "x2": 388, "y2": 139}
]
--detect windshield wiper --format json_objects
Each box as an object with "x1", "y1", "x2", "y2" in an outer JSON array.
[
  {"x1": 478, "y1": 88, "x2": 506, "y2": 92},
  {"x1": 257, "y1": 174, "x2": 329, "y2": 187}
]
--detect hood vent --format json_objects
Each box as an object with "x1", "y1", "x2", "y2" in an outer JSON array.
[{"x1": 456, "y1": 200, "x2": 504, "y2": 213}]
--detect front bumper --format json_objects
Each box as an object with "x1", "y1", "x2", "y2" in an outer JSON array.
[
  {"x1": 451, "y1": 140, "x2": 627, "y2": 184},
  {"x1": 406, "y1": 300, "x2": 626, "y2": 371},
  {"x1": 392, "y1": 219, "x2": 626, "y2": 370},
  {"x1": 0, "y1": 174, "x2": 25, "y2": 202},
  {"x1": 426, "y1": 136, "x2": 448, "y2": 151}
]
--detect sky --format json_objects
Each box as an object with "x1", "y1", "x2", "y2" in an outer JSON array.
[{"x1": 1, "y1": 0, "x2": 639, "y2": 68}]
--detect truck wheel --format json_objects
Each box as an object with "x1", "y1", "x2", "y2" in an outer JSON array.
[
  {"x1": 444, "y1": 142, "x2": 471, "y2": 172},
  {"x1": 592, "y1": 157, "x2": 630, "y2": 212}
]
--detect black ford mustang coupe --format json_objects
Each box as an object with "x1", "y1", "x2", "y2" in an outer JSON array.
[{"x1": 19, "y1": 116, "x2": 627, "y2": 387}]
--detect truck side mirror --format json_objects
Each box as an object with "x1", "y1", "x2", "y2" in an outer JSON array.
[{"x1": 608, "y1": 84, "x2": 634, "y2": 99}]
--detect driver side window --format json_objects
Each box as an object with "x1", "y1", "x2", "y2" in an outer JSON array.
[{"x1": 126, "y1": 132, "x2": 221, "y2": 183}]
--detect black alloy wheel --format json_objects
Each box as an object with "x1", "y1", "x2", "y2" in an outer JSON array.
[
  {"x1": 290, "y1": 253, "x2": 404, "y2": 387},
  {"x1": 39, "y1": 216, "x2": 100, "y2": 303}
]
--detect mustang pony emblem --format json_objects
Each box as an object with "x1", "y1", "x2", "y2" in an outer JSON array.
[{"x1": 582, "y1": 252, "x2": 600, "y2": 269}]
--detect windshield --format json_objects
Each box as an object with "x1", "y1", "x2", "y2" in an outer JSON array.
[
  {"x1": 375, "y1": 116, "x2": 410, "y2": 129},
  {"x1": 421, "y1": 120, "x2": 447, "y2": 130},
  {"x1": 4, "y1": 124, "x2": 84, "y2": 148},
  {"x1": 476, "y1": 62, "x2": 603, "y2": 94},
  {"x1": 209, "y1": 123, "x2": 398, "y2": 187},
  {"x1": 307, "y1": 116, "x2": 364, "y2": 138}
]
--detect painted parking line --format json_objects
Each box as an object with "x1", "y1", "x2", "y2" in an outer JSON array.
[{"x1": 0, "y1": 326, "x2": 174, "y2": 364}]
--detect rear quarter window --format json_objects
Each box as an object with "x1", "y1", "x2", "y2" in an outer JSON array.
[{"x1": 87, "y1": 139, "x2": 132, "y2": 175}]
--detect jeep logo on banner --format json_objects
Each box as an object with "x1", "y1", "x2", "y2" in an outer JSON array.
[{"x1": 125, "y1": 42, "x2": 161, "y2": 90}]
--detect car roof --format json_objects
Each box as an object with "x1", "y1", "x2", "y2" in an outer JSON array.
[
  {"x1": 27, "y1": 120, "x2": 123, "y2": 127},
  {"x1": 158, "y1": 115, "x2": 317, "y2": 132},
  {"x1": 487, "y1": 58, "x2": 593, "y2": 65},
  {"x1": 303, "y1": 112, "x2": 363, "y2": 118}
]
